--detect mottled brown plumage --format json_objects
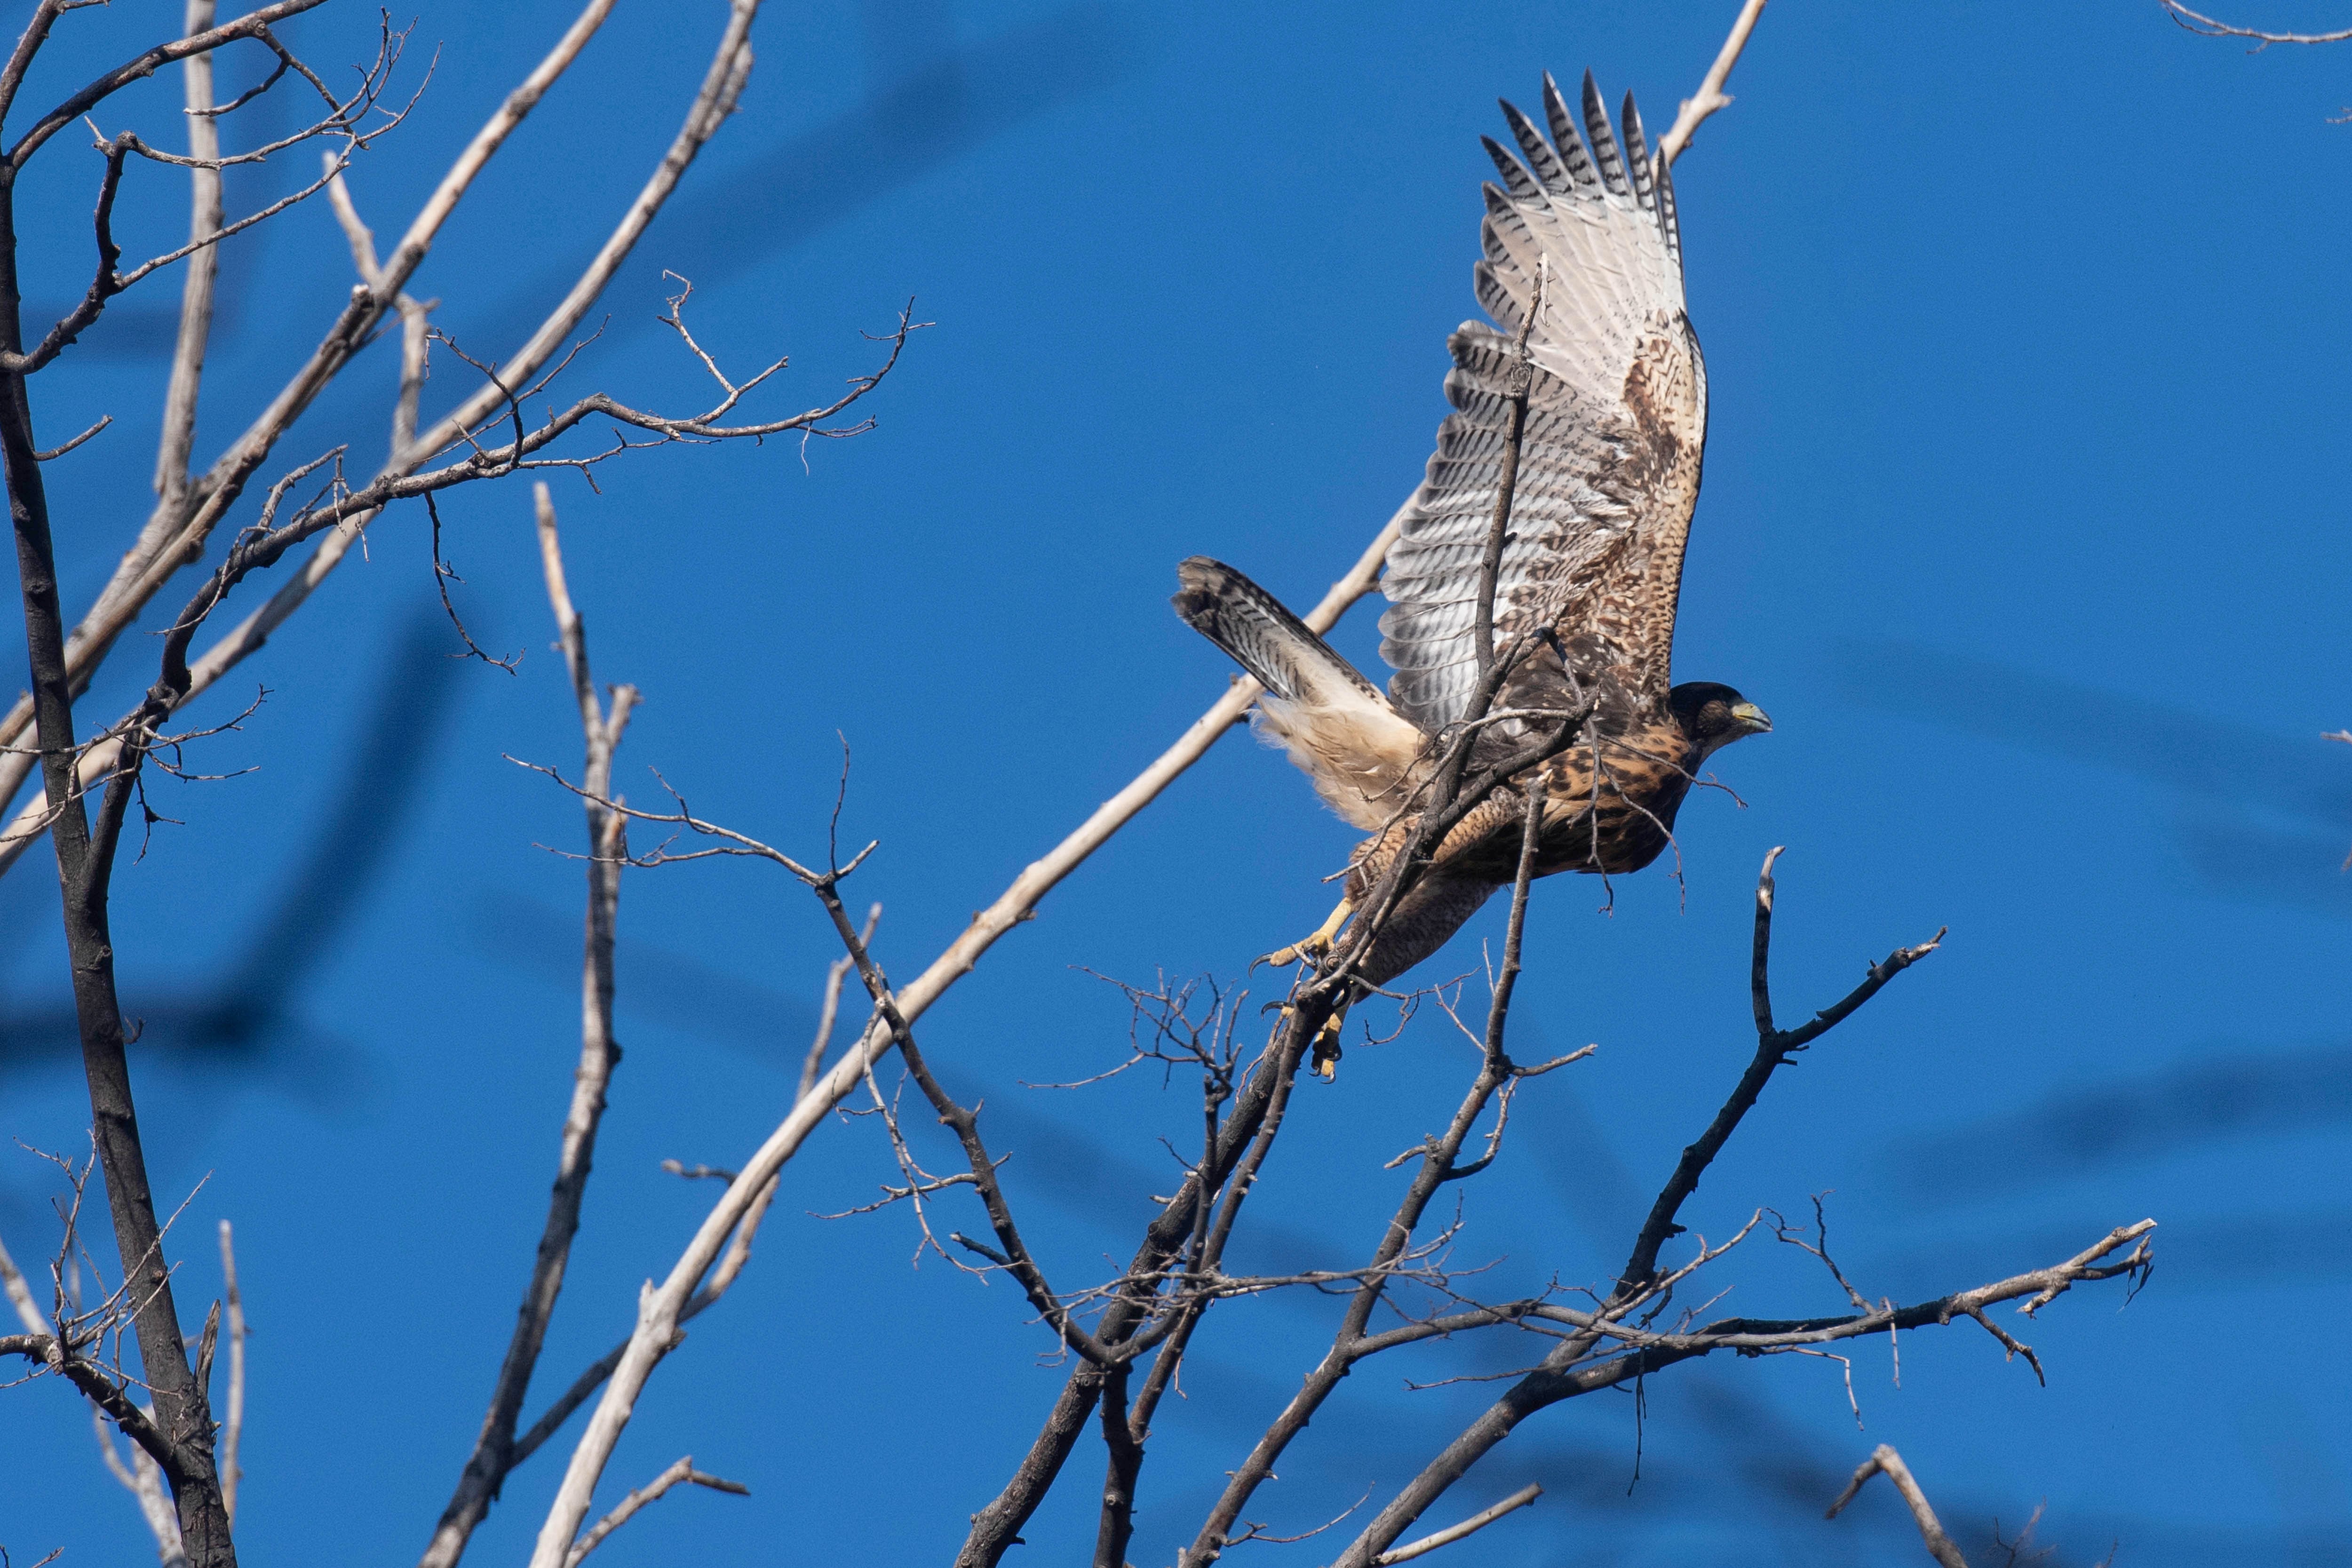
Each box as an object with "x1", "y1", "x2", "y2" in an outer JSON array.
[{"x1": 1172, "y1": 72, "x2": 1770, "y2": 1062}]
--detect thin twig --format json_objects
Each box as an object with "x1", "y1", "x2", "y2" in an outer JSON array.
[
  {"x1": 2160, "y1": 0, "x2": 2352, "y2": 45},
  {"x1": 802, "y1": 905, "x2": 879, "y2": 1101},
  {"x1": 563, "y1": 1455, "x2": 747, "y2": 1568},
  {"x1": 1373, "y1": 1484, "x2": 1542, "y2": 1566}
]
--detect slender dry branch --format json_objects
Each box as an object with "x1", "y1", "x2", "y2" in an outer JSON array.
[
  {"x1": 215, "y1": 1221, "x2": 244, "y2": 1527},
  {"x1": 1624, "y1": 848, "x2": 1940, "y2": 1296},
  {"x1": 1373, "y1": 1484, "x2": 1542, "y2": 1566},
  {"x1": 1656, "y1": 0, "x2": 1768, "y2": 163},
  {"x1": 4, "y1": 0, "x2": 332, "y2": 168},
  {"x1": 415, "y1": 486, "x2": 635, "y2": 1568},
  {"x1": 2160, "y1": 0, "x2": 2352, "y2": 45},
  {"x1": 32, "y1": 414, "x2": 109, "y2": 461},
  {"x1": 799, "y1": 907, "x2": 876, "y2": 1101},
  {"x1": 817, "y1": 899, "x2": 1111, "y2": 1364},
  {"x1": 1827, "y1": 1444, "x2": 1970, "y2": 1568},
  {"x1": 0, "y1": 0, "x2": 620, "y2": 860},
  {"x1": 0, "y1": 0, "x2": 862, "y2": 884},
  {"x1": 563, "y1": 1456, "x2": 747, "y2": 1568}
]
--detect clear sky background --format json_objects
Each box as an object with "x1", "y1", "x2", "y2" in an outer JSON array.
[{"x1": 2, "y1": 2, "x2": 2349, "y2": 1564}]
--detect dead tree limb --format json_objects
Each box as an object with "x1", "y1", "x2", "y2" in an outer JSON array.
[{"x1": 414, "y1": 485, "x2": 636, "y2": 1568}]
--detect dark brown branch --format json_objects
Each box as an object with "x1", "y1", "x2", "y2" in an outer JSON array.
[
  {"x1": 0, "y1": 103, "x2": 234, "y2": 1560},
  {"x1": 812, "y1": 878, "x2": 1110, "y2": 1365},
  {"x1": 1, "y1": 133, "x2": 131, "y2": 376},
  {"x1": 1187, "y1": 786, "x2": 1551, "y2": 1563},
  {"x1": 958, "y1": 1014, "x2": 1320, "y2": 1568},
  {"x1": 2, "y1": 1329, "x2": 177, "y2": 1472},
  {"x1": 1324, "y1": 860, "x2": 1946, "y2": 1568},
  {"x1": 1092, "y1": 1362, "x2": 1143, "y2": 1568},
  {"x1": 0, "y1": 2, "x2": 80, "y2": 130},
  {"x1": 1622, "y1": 849, "x2": 1941, "y2": 1296}
]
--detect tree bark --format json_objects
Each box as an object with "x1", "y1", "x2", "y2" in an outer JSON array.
[{"x1": 0, "y1": 173, "x2": 236, "y2": 1568}]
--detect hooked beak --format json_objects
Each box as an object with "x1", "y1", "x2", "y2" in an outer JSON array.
[{"x1": 1730, "y1": 701, "x2": 1772, "y2": 734}]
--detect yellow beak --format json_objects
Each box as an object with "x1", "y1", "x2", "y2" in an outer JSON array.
[{"x1": 1730, "y1": 701, "x2": 1772, "y2": 733}]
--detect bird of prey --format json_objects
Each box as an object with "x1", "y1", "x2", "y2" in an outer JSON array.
[{"x1": 1173, "y1": 72, "x2": 1770, "y2": 1074}]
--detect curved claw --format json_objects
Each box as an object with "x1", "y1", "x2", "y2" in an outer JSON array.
[{"x1": 1254, "y1": 896, "x2": 1355, "y2": 972}]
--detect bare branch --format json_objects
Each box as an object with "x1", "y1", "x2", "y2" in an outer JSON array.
[
  {"x1": 801, "y1": 905, "x2": 878, "y2": 1101},
  {"x1": 4, "y1": 0, "x2": 332, "y2": 168},
  {"x1": 1826, "y1": 1444, "x2": 1970, "y2": 1568},
  {"x1": 2160, "y1": 0, "x2": 2352, "y2": 45},
  {"x1": 215, "y1": 1220, "x2": 244, "y2": 1526},
  {"x1": 32, "y1": 413, "x2": 109, "y2": 461},
  {"x1": 1373, "y1": 1484, "x2": 1542, "y2": 1566},
  {"x1": 563, "y1": 1456, "x2": 747, "y2": 1568},
  {"x1": 415, "y1": 485, "x2": 634, "y2": 1568},
  {"x1": 1625, "y1": 850, "x2": 1940, "y2": 1296},
  {"x1": 1656, "y1": 0, "x2": 1770, "y2": 164}
]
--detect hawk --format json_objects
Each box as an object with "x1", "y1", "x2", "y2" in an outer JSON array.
[{"x1": 1173, "y1": 72, "x2": 1770, "y2": 1073}]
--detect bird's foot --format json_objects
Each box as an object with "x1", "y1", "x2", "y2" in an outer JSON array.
[
  {"x1": 1270, "y1": 1001, "x2": 1348, "y2": 1079},
  {"x1": 1256, "y1": 897, "x2": 1354, "y2": 971},
  {"x1": 1308, "y1": 1005, "x2": 1346, "y2": 1081}
]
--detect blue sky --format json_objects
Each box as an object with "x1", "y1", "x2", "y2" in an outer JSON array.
[{"x1": 2, "y1": 2, "x2": 2349, "y2": 1564}]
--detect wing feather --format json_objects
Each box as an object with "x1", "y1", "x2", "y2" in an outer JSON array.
[{"x1": 1379, "y1": 71, "x2": 1706, "y2": 734}]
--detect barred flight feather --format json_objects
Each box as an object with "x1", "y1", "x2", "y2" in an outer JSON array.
[{"x1": 1379, "y1": 71, "x2": 1703, "y2": 734}]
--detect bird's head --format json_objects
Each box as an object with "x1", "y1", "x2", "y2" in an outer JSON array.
[{"x1": 1669, "y1": 681, "x2": 1772, "y2": 759}]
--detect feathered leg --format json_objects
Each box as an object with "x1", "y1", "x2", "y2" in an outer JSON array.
[{"x1": 1292, "y1": 872, "x2": 1500, "y2": 1080}]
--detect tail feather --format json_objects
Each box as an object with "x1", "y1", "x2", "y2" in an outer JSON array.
[
  {"x1": 1173, "y1": 557, "x2": 1379, "y2": 705},
  {"x1": 1172, "y1": 557, "x2": 1429, "y2": 829}
]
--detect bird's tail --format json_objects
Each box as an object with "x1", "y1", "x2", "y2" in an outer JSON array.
[
  {"x1": 1172, "y1": 557, "x2": 1428, "y2": 832},
  {"x1": 1171, "y1": 557, "x2": 1382, "y2": 707}
]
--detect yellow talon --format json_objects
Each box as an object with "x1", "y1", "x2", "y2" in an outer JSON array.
[{"x1": 1258, "y1": 897, "x2": 1355, "y2": 970}]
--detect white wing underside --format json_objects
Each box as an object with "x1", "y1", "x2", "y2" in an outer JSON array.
[{"x1": 1379, "y1": 72, "x2": 1708, "y2": 734}]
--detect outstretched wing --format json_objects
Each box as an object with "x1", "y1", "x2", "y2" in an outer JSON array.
[{"x1": 1379, "y1": 72, "x2": 1706, "y2": 733}]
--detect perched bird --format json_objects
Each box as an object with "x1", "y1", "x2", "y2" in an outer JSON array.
[{"x1": 1173, "y1": 72, "x2": 1770, "y2": 1073}]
